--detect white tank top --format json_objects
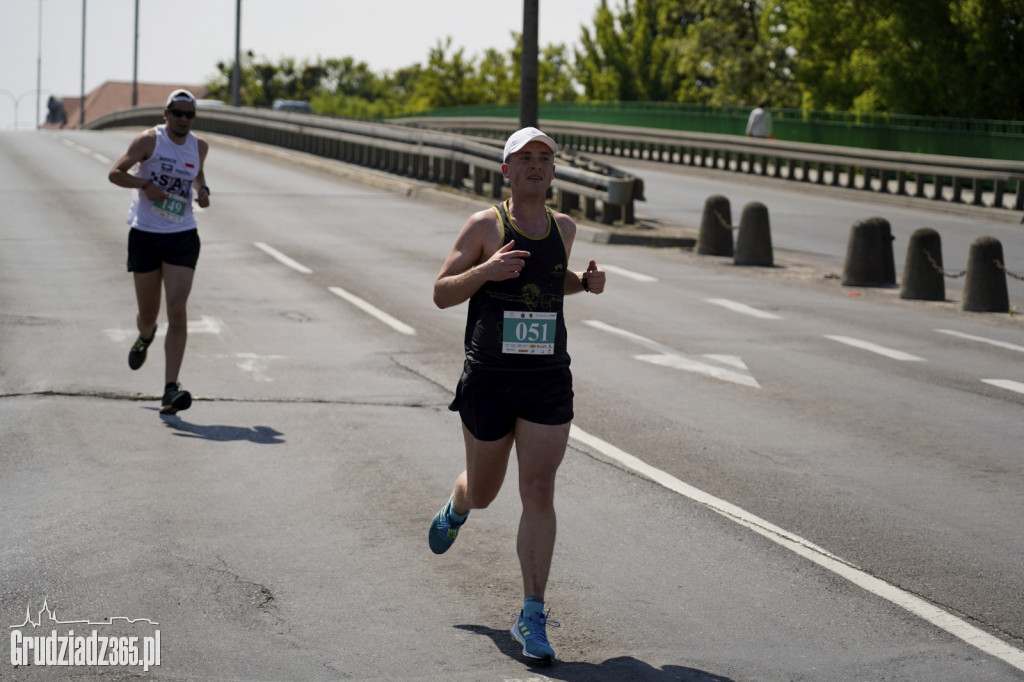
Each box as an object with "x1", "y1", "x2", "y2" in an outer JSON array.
[{"x1": 126, "y1": 124, "x2": 200, "y2": 233}]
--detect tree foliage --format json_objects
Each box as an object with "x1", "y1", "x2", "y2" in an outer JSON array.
[
  {"x1": 771, "y1": 0, "x2": 1024, "y2": 117},
  {"x1": 206, "y1": 1, "x2": 1024, "y2": 120}
]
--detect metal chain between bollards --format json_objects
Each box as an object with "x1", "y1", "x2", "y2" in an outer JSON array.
[
  {"x1": 714, "y1": 210, "x2": 732, "y2": 231},
  {"x1": 995, "y1": 259, "x2": 1024, "y2": 281},
  {"x1": 923, "y1": 249, "x2": 965, "y2": 278}
]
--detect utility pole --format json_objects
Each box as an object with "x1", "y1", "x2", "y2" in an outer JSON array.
[
  {"x1": 519, "y1": 0, "x2": 539, "y2": 128},
  {"x1": 36, "y1": 0, "x2": 42, "y2": 128},
  {"x1": 79, "y1": 0, "x2": 86, "y2": 127},
  {"x1": 132, "y1": 0, "x2": 139, "y2": 106},
  {"x1": 231, "y1": 0, "x2": 242, "y2": 106}
]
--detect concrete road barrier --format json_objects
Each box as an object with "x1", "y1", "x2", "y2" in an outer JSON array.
[
  {"x1": 900, "y1": 228, "x2": 946, "y2": 301},
  {"x1": 962, "y1": 236, "x2": 1010, "y2": 312},
  {"x1": 734, "y1": 201, "x2": 773, "y2": 267},
  {"x1": 842, "y1": 217, "x2": 896, "y2": 287},
  {"x1": 697, "y1": 194, "x2": 733, "y2": 257}
]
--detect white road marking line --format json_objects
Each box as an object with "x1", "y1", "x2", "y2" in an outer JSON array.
[
  {"x1": 103, "y1": 316, "x2": 225, "y2": 343},
  {"x1": 824, "y1": 335, "x2": 925, "y2": 362},
  {"x1": 584, "y1": 319, "x2": 760, "y2": 388},
  {"x1": 254, "y1": 242, "x2": 313, "y2": 274},
  {"x1": 569, "y1": 425, "x2": 1024, "y2": 674},
  {"x1": 60, "y1": 138, "x2": 110, "y2": 163},
  {"x1": 233, "y1": 352, "x2": 286, "y2": 382},
  {"x1": 982, "y1": 379, "x2": 1024, "y2": 395},
  {"x1": 706, "y1": 297, "x2": 783, "y2": 320},
  {"x1": 601, "y1": 264, "x2": 658, "y2": 282},
  {"x1": 328, "y1": 286, "x2": 416, "y2": 336},
  {"x1": 937, "y1": 329, "x2": 1024, "y2": 354}
]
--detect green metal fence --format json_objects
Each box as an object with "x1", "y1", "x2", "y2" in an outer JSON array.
[{"x1": 413, "y1": 102, "x2": 1024, "y2": 162}]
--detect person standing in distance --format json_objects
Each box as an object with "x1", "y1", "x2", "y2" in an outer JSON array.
[
  {"x1": 745, "y1": 100, "x2": 773, "y2": 138},
  {"x1": 108, "y1": 89, "x2": 211, "y2": 415},
  {"x1": 429, "y1": 126, "x2": 606, "y2": 663}
]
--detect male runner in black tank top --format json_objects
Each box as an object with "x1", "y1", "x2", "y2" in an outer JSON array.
[{"x1": 429, "y1": 127, "x2": 606, "y2": 663}]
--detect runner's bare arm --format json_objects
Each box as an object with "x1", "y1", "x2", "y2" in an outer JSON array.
[
  {"x1": 433, "y1": 211, "x2": 531, "y2": 309},
  {"x1": 108, "y1": 130, "x2": 166, "y2": 200},
  {"x1": 195, "y1": 138, "x2": 210, "y2": 208}
]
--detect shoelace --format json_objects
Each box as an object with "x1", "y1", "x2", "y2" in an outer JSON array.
[{"x1": 523, "y1": 610, "x2": 561, "y2": 644}]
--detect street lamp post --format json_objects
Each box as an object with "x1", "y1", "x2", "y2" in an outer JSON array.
[
  {"x1": 519, "y1": 0, "x2": 539, "y2": 129},
  {"x1": 80, "y1": 0, "x2": 86, "y2": 127},
  {"x1": 1, "y1": 89, "x2": 47, "y2": 130},
  {"x1": 231, "y1": 0, "x2": 241, "y2": 106},
  {"x1": 132, "y1": 0, "x2": 139, "y2": 106},
  {"x1": 36, "y1": 0, "x2": 43, "y2": 128}
]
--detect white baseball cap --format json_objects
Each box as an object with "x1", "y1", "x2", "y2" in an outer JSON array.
[
  {"x1": 503, "y1": 127, "x2": 557, "y2": 161},
  {"x1": 166, "y1": 89, "x2": 197, "y2": 108}
]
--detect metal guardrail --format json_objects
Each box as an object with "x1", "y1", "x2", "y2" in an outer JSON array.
[
  {"x1": 85, "y1": 106, "x2": 641, "y2": 225},
  {"x1": 397, "y1": 117, "x2": 1024, "y2": 214},
  {"x1": 417, "y1": 102, "x2": 1024, "y2": 161}
]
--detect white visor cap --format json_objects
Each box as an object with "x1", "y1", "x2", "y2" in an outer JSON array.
[
  {"x1": 503, "y1": 127, "x2": 557, "y2": 161},
  {"x1": 166, "y1": 89, "x2": 197, "y2": 108}
]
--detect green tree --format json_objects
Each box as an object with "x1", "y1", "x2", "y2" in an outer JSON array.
[
  {"x1": 408, "y1": 38, "x2": 486, "y2": 111},
  {"x1": 951, "y1": 0, "x2": 1024, "y2": 120},
  {"x1": 574, "y1": 0, "x2": 681, "y2": 101},
  {"x1": 773, "y1": 0, "x2": 1024, "y2": 118},
  {"x1": 672, "y1": 0, "x2": 798, "y2": 106}
]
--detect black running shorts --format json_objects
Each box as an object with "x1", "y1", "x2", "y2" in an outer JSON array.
[
  {"x1": 449, "y1": 365, "x2": 574, "y2": 442},
  {"x1": 127, "y1": 228, "x2": 201, "y2": 273}
]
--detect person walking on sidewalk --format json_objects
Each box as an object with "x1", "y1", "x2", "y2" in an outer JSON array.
[
  {"x1": 428, "y1": 126, "x2": 606, "y2": 663},
  {"x1": 108, "y1": 89, "x2": 211, "y2": 415}
]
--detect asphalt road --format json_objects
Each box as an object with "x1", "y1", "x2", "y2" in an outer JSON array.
[{"x1": 1, "y1": 129, "x2": 1022, "y2": 681}]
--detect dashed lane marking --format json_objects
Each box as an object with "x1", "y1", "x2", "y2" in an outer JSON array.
[
  {"x1": 706, "y1": 298, "x2": 783, "y2": 320},
  {"x1": 254, "y1": 242, "x2": 314, "y2": 274},
  {"x1": 982, "y1": 379, "x2": 1024, "y2": 396},
  {"x1": 601, "y1": 264, "x2": 658, "y2": 282},
  {"x1": 328, "y1": 286, "x2": 416, "y2": 336},
  {"x1": 824, "y1": 335, "x2": 925, "y2": 362},
  {"x1": 936, "y1": 329, "x2": 1024, "y2": 354}
]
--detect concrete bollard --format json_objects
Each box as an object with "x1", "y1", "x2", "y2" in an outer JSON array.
[
  {"x1": 962, "y1": 236, "x2": 1010, "y2": 312},
  {"x1": 697, "y1": 194, "x2": 733, "y2": 256},
  {"x1": 842, "y1": 217, "x2": 896, "y2": 287},
  {"x1": 734, "y1": 201, "x2": 773, "y2": 266},
  {"x1": 900, "y1": 228, "x2": 945, "y2": 301}
]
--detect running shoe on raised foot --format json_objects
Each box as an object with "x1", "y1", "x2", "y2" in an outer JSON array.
[
  {"x1": 428, "y1": 498, "x2": 468, "y2": 554},
  {"x1": 128, "y1": 326, "x2": 157, "y2": 370},
  {"x1": 511, "y1": 609, "x2": 559, "y2": 662},
  {"x1": 160, "y1": 383, "x2": 192, "y2": 415}
]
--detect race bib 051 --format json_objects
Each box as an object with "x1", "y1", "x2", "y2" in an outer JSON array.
[{"x1": 502, "y1": 311, "x2": 556, "y2": 355}]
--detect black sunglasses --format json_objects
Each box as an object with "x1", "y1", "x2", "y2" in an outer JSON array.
[{"x1": 168, "y1": 108, "x2": 196, "y2": 119}]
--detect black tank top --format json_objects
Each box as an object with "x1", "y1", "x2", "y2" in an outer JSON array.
[{"x1": 463, "y1": 201, "x2": 570, "y2": 370}]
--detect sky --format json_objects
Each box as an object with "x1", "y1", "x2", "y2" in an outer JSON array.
[{"x1": 0, "y1": 0, "x2": 604, "y2": 130}]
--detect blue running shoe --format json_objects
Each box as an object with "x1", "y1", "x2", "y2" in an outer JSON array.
[
  {"x1": 428, "y1": 498, "x2": 467, "y2": 554},
  {"x1": 511, "y1": 609, "x2": 559, "y2": 662}
]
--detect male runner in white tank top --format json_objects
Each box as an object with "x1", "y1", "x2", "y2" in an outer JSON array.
[{"x1": 108, "y1": 89, "x2": 211, "y2": 415}]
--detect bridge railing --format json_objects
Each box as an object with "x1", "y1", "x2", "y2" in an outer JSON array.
[
  {"x1": 85, "y1": 106, "x2": 641, "y2": 225},
  {"x1": 398, "y1": 117, "x2": 1024, "y2": 213}
]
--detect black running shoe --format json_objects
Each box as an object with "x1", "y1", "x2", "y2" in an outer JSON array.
[
  {"x1": 160, "y1": 383, "x2": 192, "y2": 415},
  {"x1": 128, "y1": 326, "x2": 157, "y2": 370}
]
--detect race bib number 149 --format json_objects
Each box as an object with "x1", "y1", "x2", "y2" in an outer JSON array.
[
  {"x1": 151, "y1": 195, "x2": 187, "y2": 222},
  {"x1": 502, "y1": 311, "x2": 556, "y2": 355}
]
